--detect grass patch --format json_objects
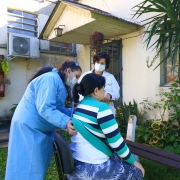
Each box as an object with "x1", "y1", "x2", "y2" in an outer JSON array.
[
  {"x1": 0, "y1": 148, "x2": 59, "y2": 180},
  {"x1": 46, "y1": 156, "x2": 59, "y2": 180},
  {"x1": 0, "y1": 148, "x2": 8, "y2": 180},
  {"x1": 140, "y1": 157, "x2": 180, "y2": 180}
]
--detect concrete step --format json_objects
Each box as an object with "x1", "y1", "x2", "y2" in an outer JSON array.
[
  {"x1": 0, "y1": 120, "x2": 11, "y2": 129},
  {"x1": 0, "y1": 141, "x2": 8, "y2": 148},
  {"x1": 0, "y1": 126, "x2": 10, "y2": 130},
  {"x1": 0, "y1": 132, "x2": 9, "y2": 141},
  {"x1": 0, "y1": 127, "x2": 9, "y2": 148}
]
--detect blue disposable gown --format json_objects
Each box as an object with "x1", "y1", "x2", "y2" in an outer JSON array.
[{"x1": 5, "y1": 68, "x2": 72, "y2": 180}]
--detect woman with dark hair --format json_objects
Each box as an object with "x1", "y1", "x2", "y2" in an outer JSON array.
[
  {"x1": 78, "y1": 51, "x2": 120, "y2": 115},
  {"x1": 67, "y1": 73, "x2": 145, "y2": 180},
  {"x1": 5, "y1": 60, "x2": 82, "y2": 180}
]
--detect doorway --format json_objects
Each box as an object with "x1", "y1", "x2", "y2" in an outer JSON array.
[{"x1": 90, "y1": 39, "x2": 123, "y2": 107}]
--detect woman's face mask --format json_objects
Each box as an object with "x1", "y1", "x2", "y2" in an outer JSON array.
[
  {"x1": 65, "y1": 73, "x2": 78, "y2": 89},
  {"x1": 94, "y1": 62, "x2": 105, "y2": 72},
  {"x1": 65, "y1": 68, "x2": 81, "y2": 89}
]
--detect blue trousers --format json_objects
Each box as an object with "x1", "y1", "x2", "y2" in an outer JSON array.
[{"x1": 67, "y1": 154, "x2": 143, "y2": 180}]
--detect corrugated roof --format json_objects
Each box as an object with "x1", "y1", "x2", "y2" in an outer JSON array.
[{"x1": 60, "y1": 0, "x2": 140, "y2": 26}]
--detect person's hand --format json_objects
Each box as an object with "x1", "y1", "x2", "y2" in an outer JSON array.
[
  {"x1": 104, "y1": 93, "x2": 111, "y2": 99},
  {"x1": 67, "y1": 120, "x2": 77, "y2": 135},
  {"x1": 133, "y1": 161, "x2": 145, "y2": 177},
  {"x1": 103, "y1": 93, "x2": 111, "y2": 102}
]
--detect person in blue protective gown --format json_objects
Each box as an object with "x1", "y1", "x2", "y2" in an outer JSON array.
[{"x1": 5, "y1": 60, "x2": 81, "y2": 180}]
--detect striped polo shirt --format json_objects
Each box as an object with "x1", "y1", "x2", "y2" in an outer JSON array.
[{"x1": 70, "y1": 96, "x2": 135, "y2": 165}]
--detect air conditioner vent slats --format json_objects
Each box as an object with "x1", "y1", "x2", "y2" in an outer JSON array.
[
  {"x1": 13, "y1": 36, "x2": 30, "y2": 56},
  {"x1": 8, "y1": 33, "x2": 39, "y2": 59}
]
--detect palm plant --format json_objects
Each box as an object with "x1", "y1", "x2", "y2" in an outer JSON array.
[{"x1": 132, "y1": 0, "x2": 180, "y2": 81}]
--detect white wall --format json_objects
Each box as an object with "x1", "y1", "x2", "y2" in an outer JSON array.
[
  {"x1": 49, "y1": 5, "x2": 94, "y2": 40},
  {"x1": 76, "y1": 44, "x2": 91, "y2": 73},
  {"x1": 121, "y1": 31, "x2": 160, "y2": 103},
  {"x1": 0, "y1": 0, "x2": 75, "y2": 117}
]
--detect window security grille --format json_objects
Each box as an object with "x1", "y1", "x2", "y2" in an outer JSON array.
[
  {"x1": 163, "y1": 41, "x2": 179, "y2": 85},
  {"x1": 50, "y1": 41, "x2": 73, "y2": 54}
]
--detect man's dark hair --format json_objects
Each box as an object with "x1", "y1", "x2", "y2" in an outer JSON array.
[{"x1": 93, "y1": 52, "x2": 110, "y2": 69}]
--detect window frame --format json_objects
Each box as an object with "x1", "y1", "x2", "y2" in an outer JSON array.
[
  {"x1": 49, "y1": 41, "x2": 74, "y2": 54},
  {"x1": 7, "y1": 8, "x2": 38, "y2": 37},
  {"x1": 160, "y1": 44, "x2": 179, "y2": 87}
]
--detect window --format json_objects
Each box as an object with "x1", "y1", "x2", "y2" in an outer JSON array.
[
  {"x1": 161, "y1": 42, "x2": 179, "y2": 86},
  {"x1": 49, "y1": 41, "x2": 73, "y2": 54},
  {"x1": 164, "y1": 57, "x2": 179, "y2": 85},
  {"x1": 7, "y1": 8, "x2": 38, "y2": 37}
]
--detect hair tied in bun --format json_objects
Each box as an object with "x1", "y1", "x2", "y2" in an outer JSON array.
[
  {"x1": 76, "y1": 84, "x2": 81, "y2": 90},
  {"x1": 76, "y1": 84, "x2": 83, "y2": 94}
]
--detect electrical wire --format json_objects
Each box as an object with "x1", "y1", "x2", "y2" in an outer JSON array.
[
  {"x1": 45, "y1": 0, "x2": 58, "y2": 4},
  {"x1": 109, "y1": 32, "x2": 143, "y2": 42},
  {"x1": 103, "y1": 0, "x2": 112, "y2": 14},
  {"x1": 122, "y1": 33, "x2": 143, "y2": 40}
]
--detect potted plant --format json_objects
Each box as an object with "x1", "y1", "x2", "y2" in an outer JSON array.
[
  {"x1": 90, "y1": 31, "x2": 104, "y2": 55},
  {"x1": 0, "y1": 55, "x2": 10, "y2": 97}
]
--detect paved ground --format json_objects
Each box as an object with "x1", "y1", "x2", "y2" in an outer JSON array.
[{"x1": 0, "y1": 123, "x2": 10, "y2": 148}]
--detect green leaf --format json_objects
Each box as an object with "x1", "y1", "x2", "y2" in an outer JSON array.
[
  {"x1": 132, "y1": 0, "x2": 180, "y2": 75},
  {"x1": 144, "y1": 134, "x2": 150, "y2": 141},
  {"x1": 165, "y1": 0, "x2": 180, "y2": 29},
  {"x1": 170, "y1": 136, "x2": 175, "y2": 142}
]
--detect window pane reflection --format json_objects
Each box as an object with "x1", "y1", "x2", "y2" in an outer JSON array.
[
  {"x1": 8, "y1": 9, "x2": 22, "y2": 16},
  {"x1": 23, "y1": 12, "x2": 36, "y2": 19},
  {"x1": 8, "y1": 22, "x2": 22, "y2": 28},
  {"x1": 8, "y1": 15, "x2": 22, "y2": 22},
  {"x1": 8, "y1": 28, "x2": 22, "y2": 35},
  {"x1": 23, "y1": 18, "x2": 36, "y2": 25},
  {"x1": 24, "y1": 25, "x2": 36, "y2": 31},
  {"x1": 23, "y1": 31, "x2": 36, "y2": 37}
]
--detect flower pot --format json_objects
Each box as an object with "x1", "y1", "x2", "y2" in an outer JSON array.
[
  {"x1": 0, "y1": 83, "x2": 5, "y2": 97},
  {"x1": 0, "y1": 72, "x2": 5, "y2": 97}
]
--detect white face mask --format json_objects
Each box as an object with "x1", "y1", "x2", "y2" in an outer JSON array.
[
  {"x1": 65, "y1": 76, "x2": 77, "y2": 89},
  {"x1": 94, "y1": 63, "x2": 105, "y2": 72}
]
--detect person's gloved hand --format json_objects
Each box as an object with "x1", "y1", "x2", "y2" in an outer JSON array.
[
  {"x1": 103, "y1": 93, "x2": 112, "y2": 102},
  {"x1": 67, "y1": 120, "x2": 77, "y2": 135}
]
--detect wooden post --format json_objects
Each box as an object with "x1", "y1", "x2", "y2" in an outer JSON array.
[
  {"x1": 126, "y1": 115, "x2": 139, "y2": 162},
  {"x1": 126, "y1": 115, "x2": 136, "y2": 141}
]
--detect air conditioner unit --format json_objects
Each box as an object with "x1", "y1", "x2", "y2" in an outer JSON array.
[{"x1": 8, "y1": 33, "x2": 40, "y2": 58}]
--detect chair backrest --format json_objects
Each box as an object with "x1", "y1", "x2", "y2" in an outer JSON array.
[{"x1": 53, "y1": 131, "x2": 74, "y2": 174}]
